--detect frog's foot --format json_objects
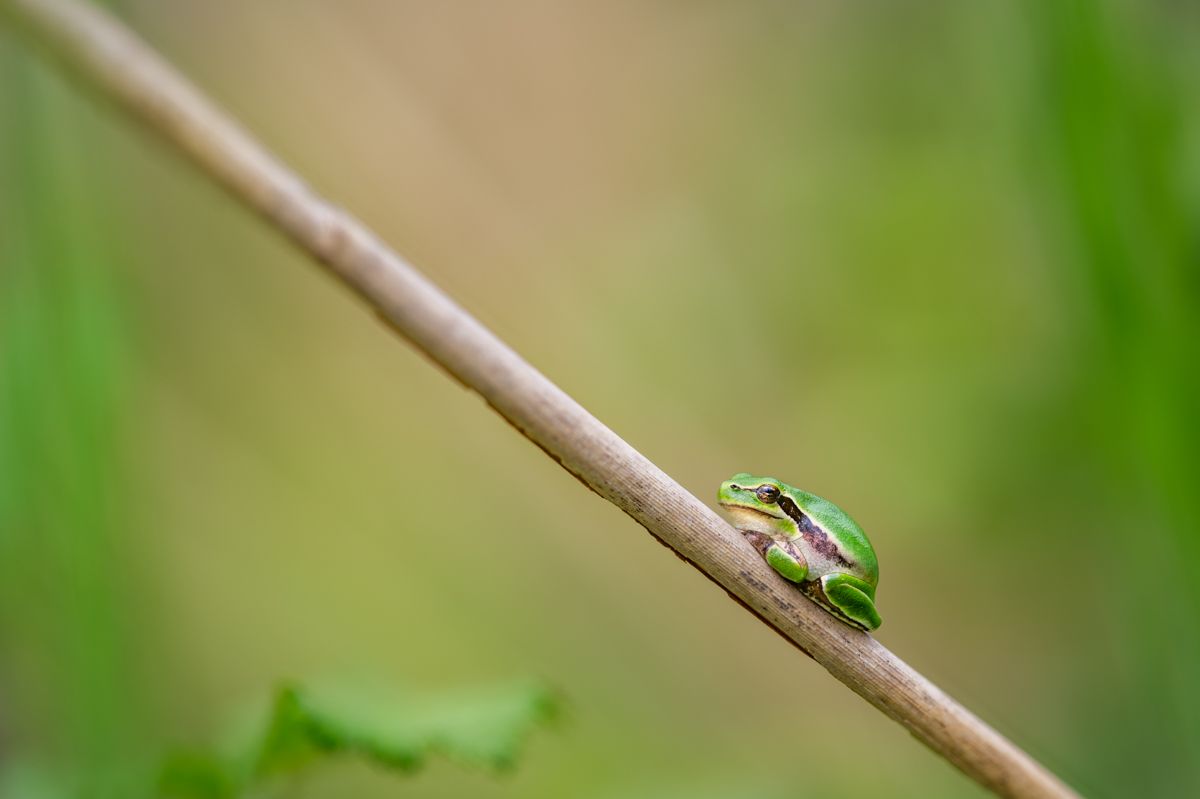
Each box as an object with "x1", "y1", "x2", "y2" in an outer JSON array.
[
  {"x1": 764, "y1": 539, "x2": 809, "y2": 584},
  {"x1": 819, "y1": 573, "x2": 882, "y2": 631},
  {"x1": 739, "y1": 531, "x2": 808, "y2": 584}
]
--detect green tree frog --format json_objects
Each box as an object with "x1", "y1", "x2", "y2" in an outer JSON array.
[{"x1": 718, "y1": 473, "x2": 881, "y2": 631}]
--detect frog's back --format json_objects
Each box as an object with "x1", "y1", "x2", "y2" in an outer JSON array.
[{"x1": 792, "y1": 489, "x2": 879, "y2": 587}]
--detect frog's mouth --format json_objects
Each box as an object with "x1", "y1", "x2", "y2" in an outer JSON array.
[
  {"x1": 718, "y1": 503, "x2": 786, "y2": 537},
  {"x1": 718, "y1": 502, "x2": 783, "y2": 521}
]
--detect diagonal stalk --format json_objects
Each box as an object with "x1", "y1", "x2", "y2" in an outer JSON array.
[{"x1": 0, "y1": 1, "x2": 1080, "y2": 796}]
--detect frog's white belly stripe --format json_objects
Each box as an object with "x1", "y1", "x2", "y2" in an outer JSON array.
[{"x1": 800, "y1": 547, "x2": 853, "y2": 580}]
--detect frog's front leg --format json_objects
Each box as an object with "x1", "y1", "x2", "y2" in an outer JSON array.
[
  {"x1": 820, "y1": 573, "x2": 882, "y2": 631},
  {"x1": 741, "y1": 531, "x2": 808, "y2": 584}
]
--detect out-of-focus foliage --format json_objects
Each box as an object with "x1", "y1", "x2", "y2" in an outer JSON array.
[
  {"x1": 159, "y1": 681, "x2": 560, "y2": 798},
  {"x1": 1, "y1": 1, "x2": 1198, "y2": 798},
  {"x1": 0, "y1": 681, "x2": 557, "y2": 799}
]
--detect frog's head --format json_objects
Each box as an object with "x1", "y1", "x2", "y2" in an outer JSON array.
[{"x1": 718, "y1": 473, "x2": 789, "y2": 535}]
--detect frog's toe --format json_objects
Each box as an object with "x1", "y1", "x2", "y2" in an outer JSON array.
[{"x1": 820, "y1": 573, "x2": 882, "y2": 631}]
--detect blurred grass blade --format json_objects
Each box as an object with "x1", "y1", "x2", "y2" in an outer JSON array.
[
  {"x1": 0, "y1": 30, "x2": 138, "y2": 778},
  {"x1": 1027, "y1": 0, "x2": 1200, "y2": 794}
]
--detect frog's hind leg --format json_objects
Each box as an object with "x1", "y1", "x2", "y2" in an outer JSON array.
[{"x1": 819, "y1": 573, "x2": 882, "y2": 631}]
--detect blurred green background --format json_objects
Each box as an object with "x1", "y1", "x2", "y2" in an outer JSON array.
[{"x1": 2, "y1": 1, "x2": 1199, "y2": 797}]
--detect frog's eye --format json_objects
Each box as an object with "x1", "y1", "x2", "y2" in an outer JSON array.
[{"x1": 755, "y1": 485, "x2": 780, "y2": 504}]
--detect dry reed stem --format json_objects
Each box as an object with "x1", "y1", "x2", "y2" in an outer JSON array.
[{"x1": 0, "y1": 1, "x2": 1080, "y2": 796}]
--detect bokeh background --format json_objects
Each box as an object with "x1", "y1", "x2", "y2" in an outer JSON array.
[{"x1": 2, "y1": 1, "x2": 1199, "y2": 797}]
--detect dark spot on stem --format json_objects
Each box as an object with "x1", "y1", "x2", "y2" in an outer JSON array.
[{"x1": 739, "y1": 571, "x2": 771, "y2": 594}]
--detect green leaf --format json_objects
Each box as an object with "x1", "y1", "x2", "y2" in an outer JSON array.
[{"x1": 157, "y1": 680, "x2": 560, "y2": 798}]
